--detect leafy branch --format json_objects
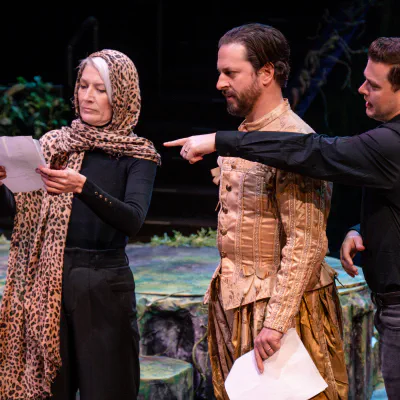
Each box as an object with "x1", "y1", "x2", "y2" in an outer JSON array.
[
  {"x1": 0, "y1": 234, "x2": 10, "y2": 245},
  {"x1": 150, "y1": 228, "x2": 217, "y2": 247},
  {"x1": 0, "y1": 76, "x2": 72, "y2": 139}
]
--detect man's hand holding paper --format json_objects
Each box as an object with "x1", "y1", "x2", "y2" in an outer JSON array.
[
  {"x1": 225, "y1": 329, "x2": 328, "y2": 400},
  {"x1": 254, "y1": 327, "x2": 283, "y2": 373}
]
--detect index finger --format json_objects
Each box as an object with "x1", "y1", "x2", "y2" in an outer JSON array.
[
  {"x1": 340, "y1": 245, "x2": 354, "y2": 268},
  {"x1": 163, "y1": 138, "x2": 189, "y2": 147},
  {"x1": 340, "y1": 247, "x2": 357, "y2": 277},
  {"x1": 39, "y1": 166, "x2": 65, "y2": 177},
  {"x1": 254, "y1": 347, "x2": 264, "y2": 374},
  {"x1": 343, "y1": 263, "x2": 358, "y2": 278}
]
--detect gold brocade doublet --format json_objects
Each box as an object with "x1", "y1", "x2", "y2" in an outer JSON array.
[{"x1": 205, "y1": 99, "x2": 336, "y2": 333}]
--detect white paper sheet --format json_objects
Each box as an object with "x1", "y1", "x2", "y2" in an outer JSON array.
[
  {"x1": 0, "y1": 136, "x2": 46, "y2": 193},
  {"x1": 225, "y1": 328, "x2": 328, "y2": 400}
]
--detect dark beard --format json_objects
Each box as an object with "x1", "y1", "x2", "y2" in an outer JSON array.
[{"x1": 226, "y1": 79, "x2": 262, "y2": 117}]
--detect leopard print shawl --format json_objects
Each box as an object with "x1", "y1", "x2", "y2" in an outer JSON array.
[{"x1": 0, "y1": 49, "x2": 160, "y2": 399}]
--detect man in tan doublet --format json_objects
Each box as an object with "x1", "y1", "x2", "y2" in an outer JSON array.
[
  {"x1": 205, "y1": 99, "x2": 348, "y2": 399},
  {"x1": 166, "y1": 23, "x2": 349, "y2": 400}
]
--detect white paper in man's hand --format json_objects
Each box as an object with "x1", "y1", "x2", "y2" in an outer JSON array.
[
  {"x1": 225, "y1": 328, "x2": 327, "y2": 400},
  {"x1": 0, "y1": 136, "x2": 46, "y2": 193}
]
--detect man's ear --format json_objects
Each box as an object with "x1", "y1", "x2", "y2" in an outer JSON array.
[{"x1": 259, "y1": 63, "x2": 275, "y2": 86}]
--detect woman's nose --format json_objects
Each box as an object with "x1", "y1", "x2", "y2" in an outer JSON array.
[{"x1": 84, "y1": 86, "x2": 95, "y2": 100}]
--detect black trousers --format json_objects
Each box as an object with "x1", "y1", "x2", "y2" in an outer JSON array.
[
  {"x1": 373, "y1": 298, "x2": 400, "y2": 400},
  {"x1": 50, "y1": 248, "x2": 140, "y2": 400}
]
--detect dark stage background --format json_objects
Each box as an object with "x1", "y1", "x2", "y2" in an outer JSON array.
[{"x1": 2, "y1": 0, "x2": 400, "y2": 257}]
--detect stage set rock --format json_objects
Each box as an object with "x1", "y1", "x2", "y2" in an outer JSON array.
[{"x1": 0, "y1": 244, "x2": 380, "y2": 400}]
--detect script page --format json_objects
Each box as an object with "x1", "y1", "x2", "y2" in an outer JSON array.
[
  {"x1": 0, "y1": 136, "x2": 46, "y2": 193},
  {"x1": 225, "y1": 328, "x2": 328, "y2": 400}
]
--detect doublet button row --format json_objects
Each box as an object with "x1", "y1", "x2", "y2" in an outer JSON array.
[{"x1": 219, "y1": 175, "x2": 233, "y2": 260}]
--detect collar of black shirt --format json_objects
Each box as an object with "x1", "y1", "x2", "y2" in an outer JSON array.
[{"x1": 388, "y1": 113, "x2": 400, "y2": 124}]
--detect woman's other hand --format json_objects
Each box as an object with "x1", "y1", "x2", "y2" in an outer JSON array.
[{"x1": 37, "y1": 166, "x2": 87, "y2": 194}]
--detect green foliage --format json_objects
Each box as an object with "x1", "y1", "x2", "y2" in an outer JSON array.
[
  {"x1": 0, "y1": 76, "x2": 72, "y2": 139},
  {"x1": 0, "y1": 234, "x2": 9, "y2": 245},
  {"x1": 150, "y1": 228, "x2": 217, "y2": 247}
]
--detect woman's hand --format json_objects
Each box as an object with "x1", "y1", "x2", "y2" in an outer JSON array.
[
  {"x1": 37, "y1": 166, "x2": 87, "y2": 194},
  {"x1": 0, "y1": 166, "x2": 7, "y2": 186}
]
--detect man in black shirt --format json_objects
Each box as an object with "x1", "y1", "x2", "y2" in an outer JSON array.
[{"x1": 165, "y1": 37, "x2": 400, "y2": 398}]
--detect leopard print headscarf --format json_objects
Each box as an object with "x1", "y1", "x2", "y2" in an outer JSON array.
[{"x1": 0, "y1": 50, "x2": 160, "y2": 399}]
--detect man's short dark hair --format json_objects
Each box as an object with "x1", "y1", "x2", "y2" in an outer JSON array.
[
  {"x1": 219, "y1": 23, "x2": 290, "y2": 88},
  {"x1": 368, "y1": 37, "x2": 400, "y2": 92}
]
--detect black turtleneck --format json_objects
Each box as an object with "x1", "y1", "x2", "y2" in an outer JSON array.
[{"x1": 0, "y1": 150, "x2": 157, "y2": 250}]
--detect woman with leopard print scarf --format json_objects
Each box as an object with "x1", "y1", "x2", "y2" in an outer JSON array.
[{"x1": 0, "y1": 49, "x2": 160, "y2": 399}]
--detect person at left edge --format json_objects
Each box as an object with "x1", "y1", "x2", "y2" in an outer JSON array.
[{"x1": 0, "y1": 49, "x2": 160, "y2": 400}]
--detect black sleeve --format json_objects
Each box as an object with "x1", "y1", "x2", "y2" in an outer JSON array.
[
  {"x1": 76, "y1": 159, "x2": 157, "y2": 237},
  {"x1": 0, "y1": 184, "x2": 16, "y2": 218},
  {"x1": 216, "y1": 127, "x2": 400, "y2": 189},
  {"x1": 349, "y1": 223, "x2": 361, "y2": 234}
]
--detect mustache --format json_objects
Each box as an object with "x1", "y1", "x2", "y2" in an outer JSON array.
[{"x1": 222, "y1": 89, "x2": 237, "y2": 97}]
